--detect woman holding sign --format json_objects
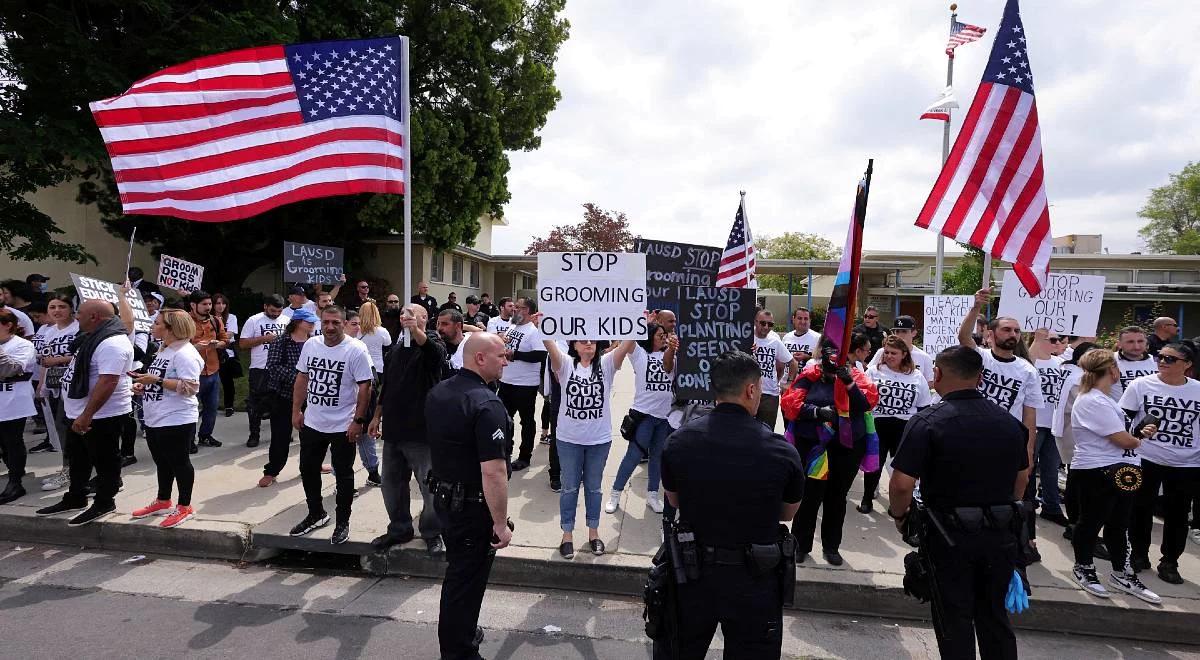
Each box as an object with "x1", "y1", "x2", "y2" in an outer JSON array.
[{"x1": 859, "y1": 336, "x2": 932, "y2": 514}]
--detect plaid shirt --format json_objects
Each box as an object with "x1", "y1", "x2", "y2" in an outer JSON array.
[{"x1": 265, "y1": 335, "x2": 306, "y2": 399}]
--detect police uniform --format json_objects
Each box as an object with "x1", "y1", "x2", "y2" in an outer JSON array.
[
  {"x1": 659, "y1": 402, "x2": 804, "y2": 659},
  {"x1": 891, "y1": 389, "x2": 1028, "y2": 660},
  {"x1": 425, "y1": 369, "x2": 513, "y2": 660}
]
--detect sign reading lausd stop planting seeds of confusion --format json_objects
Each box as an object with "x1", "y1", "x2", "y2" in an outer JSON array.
[
  {"x1": 537, "y1": 252, "x2": 648, "y2": 339},
  {"x1": 997, "y1": 270, "x2": 1105, "y2": 337}
]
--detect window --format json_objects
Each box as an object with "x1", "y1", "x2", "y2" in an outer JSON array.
[
  {"x1": 452, "y1": 255, "x2": 464, "y2": 285},
  {"x1": 521, "y1": 274, "x2": 535, "y2": 290},
  {"x1": 430, "y1": 252, "x2": 444, "y2": 282},
  {"x1": 470, "y1": 261, "x2": 480, "y2": 288}
]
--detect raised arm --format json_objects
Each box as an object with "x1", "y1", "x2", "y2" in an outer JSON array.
[
  {"x1": 542, "y1": 338, "x2": 565, "y2": 375},
  {"x1": 959, "y1": 287, "x2": 991, "y2": 349},
  {"x1": 610, "y1": 339, "x2": 637, "y2": 371}
]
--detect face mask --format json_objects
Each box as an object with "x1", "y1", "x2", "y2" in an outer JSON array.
[{"x1": 39, "y1": 282, "x2": 49, "y2": 293}]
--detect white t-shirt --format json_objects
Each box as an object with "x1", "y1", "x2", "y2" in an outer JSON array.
[
  {"x1": 5, "y1": 306, "x2": 34, "y2": 337},
  {"x1": 243, "y1": 311, "x2": 292, "y2": 369},
  {"x1": 781, "y1": 329, "x2": 822, "y2": 360},
  {"x1": 33, "y1": 321, "x2": 79, "y2": 393},
  {"x1": 555, "y1": 351, "x2": 620, "y2": 446},
  {"x1": 487, "y1": 315, "x2": 513, "y2": 336},
  {"x1": 62, "y1": 334, "x2": 134, "y2": 420},
  {"x1": 868, "y1": 345, "x2": 935, "y2": 383},
  {"x1": 1071, "y1": 389, "x2": 1140, "y2": 470},
  {"x1": 1034, "y1": 356, "x2": 1070, "y2": 429},
  {"x1": 448, "y1": 334, "x2": 467, "y2": 373},
  {"x1": 297, "y1": 335, "x2": 373, "y2": 433},
  {"x1": 867, "y1": 364, "x2": 933, "y2": 420},
  {"x1": 499, "y1": 322, "x2": 544, "y2": 387},
  {"x1": 0, "y1": 335, "x2": 37, "y2": 421},
  {"x1": 224, "y1": 313, "x2": 239, "y2": 358},
  {"x1": 141, "y1": 342, "x2": 203, "y2": 428},
  {"x1": 753, "y1": 333, "x2": 792, "y2": 397},
  {"x1": 358, "y1": 327, "x2": 392, "y2": 370},
  {"x1": 1118, "y1": 374, "x2": 1200, "y2": 468},
  {"x1": 975, "y1": 348, "x2": 1043, "y2": 420},
  {"x1": 1113, "y1": 352, "x2": 1156, "y2": 401},
  {"x1": 629, "y1": 344, "x2": 674, "y2": 418}
]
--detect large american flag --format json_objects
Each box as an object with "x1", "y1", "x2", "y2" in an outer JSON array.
[
  {"x1": 716, "y1": 195, "x2": 757, "y2": 289},
  {"x1": 916, "y1": 0, "x2": 1051, "y2": 295},
  {"x1": 89, "y1": 37, "x2": 407, "y2": 222},
  {"x1": 946, "y1": 19, "x2": 986, "y2": 58}
]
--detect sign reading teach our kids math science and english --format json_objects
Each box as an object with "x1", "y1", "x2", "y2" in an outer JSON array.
[
  {"x1": 922, "y1": 295, "x2": 975, "y2": 356},
  {"x1": 674, "y1": 286, "x2": 756, "y2": 400},
  {"x1": 156, "y1": 254, "x2": 204, "y2": 291},
  {"x1": 283, "y1": 241, "x2": 344, "y2": 285},
  {"x1": 537, "y1": 252, "x2": 648, "y2": 340},
  {"x1": 632, "y1": 238, "x2": 722, "y2": 314},
  {"x1": 70, "y1": 273, "x2": 153, "y2": 333},
  {"x1": 997, "y1": 270, "x2": 1106, "y2": 337}
]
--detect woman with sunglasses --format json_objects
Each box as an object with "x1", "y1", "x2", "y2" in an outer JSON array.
[
  {"x1": 1120, "y1": 341, "x2": 1200, "y2": 585},
  {"x1": 1068, "y1": 349, "x2": 1160, "y2": 602},
  {"x1": 859, "y1": 336, "x2": 931, "y2": 513}
]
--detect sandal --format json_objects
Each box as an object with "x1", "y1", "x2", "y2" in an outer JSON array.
[
  {"x1": 559, "y1": 542, "x2": 575, "y2": 559},
  {"x1": 590, "y1": 538, "x2": 605, "y2": 556}
]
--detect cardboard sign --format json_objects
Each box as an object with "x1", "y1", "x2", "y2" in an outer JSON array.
[
  {"x1": 156, "y1": 254, "x2": 204, "y2": 291},
  {"x1": 922, "y1": 295, "x2": 974, "y2": 356},
  {"x1": 70, "y1": 273, "x2": 153, "y2": 333},
  {"x1": 537, "y1": 252, "x2": 648, "y2": 339},
  {"x1": 632, "y1": 239, "x2": 722, "y2": 314},
  {"x1": 998, "y1": 270, "x2": 1105, "y2": 336},
  {"x1": 283, "y1": 241, "x2": 344, "y2": 284},
  {"x1": 674, "y1": 286, "x2": 756, "y2": 400}
]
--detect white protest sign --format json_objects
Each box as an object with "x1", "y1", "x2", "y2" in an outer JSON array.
[
  {"x1": 998, "y1": 270, "x2": 1105, "y2": 336},
  {"x1": 922, "y1": 295, "x2": 974, "y2": 356},
  {"x1": 537, "y1": 252, "x2": 648, "y2": 339},
  {"x1": 70, "y1": 273, "x2": 153, "y2": 333},
  {"x1": 156, "y1": 254, "x2": 204, "y2": 291}
]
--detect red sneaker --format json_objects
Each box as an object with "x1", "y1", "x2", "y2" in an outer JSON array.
[
  {"x1": 132, "y1": 499, "x2": 173, "y2": 519},
  {"x1": 160, "y1": 505, "x2": 194, "y2": 529}
]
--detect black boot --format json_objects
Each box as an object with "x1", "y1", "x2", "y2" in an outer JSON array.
[{"x1": 0, "y1": 479, "x2": 27, "y2": 505}]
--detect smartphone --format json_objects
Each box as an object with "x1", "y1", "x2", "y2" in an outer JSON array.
[{"x1": 1134, "y1": 413, "x2": 1161, "y2": 437}]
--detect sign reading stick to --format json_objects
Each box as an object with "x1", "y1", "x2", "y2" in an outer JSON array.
[{"x1": 71, "y1": 273, "x2": 153, "y2": 333}]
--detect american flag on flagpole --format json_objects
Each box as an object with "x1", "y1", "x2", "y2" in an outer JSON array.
[
  {"x1": 946, "y1": 19, "x2": 986, "y2": 58},
  {"x1": 715, "y1": 193, "x2": 757, "y2": 289},
  {"x1": 915, "y1": 0, "x2": 1052, "y2": 295},
  {"x1": 89, "y1": 36, "x2": 407, "y2": 222}
]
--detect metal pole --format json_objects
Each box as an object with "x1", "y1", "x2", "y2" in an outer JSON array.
[
  {"x1": 402, "y1": 36, "x2": 413, "y2": 307},
  {"x1": 1179, "y1": 303, "x2": 1185, "y2": 339},
  {"x1": 807, "y1": 266, "x2": 813, "y2": 310},
  {"x1": 935, "y1": 6, "x2": 956, "y2": 295},
  {"x1": 895, "y1": 268, "x2": 902, "y2": 317},
  {"x1": 787, "y1": 272, "x2": 794, "y2": 319}
]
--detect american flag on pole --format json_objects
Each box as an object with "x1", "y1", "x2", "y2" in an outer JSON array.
[
  {"x1": 89, "y1": 36, "x2": 407, "y2": 222},
  {"x1": 715, "y1": 194, "x2": 757, "y2": 289},
  {"x1": 915, "y1": 0, "x2": 1052, "y2": 295},
  {"x1": 946, "y1": 19, "x2": 986, "y2": 58}
]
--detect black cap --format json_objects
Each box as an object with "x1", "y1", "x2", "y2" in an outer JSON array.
[
  {"x1": 465, "y1": 295, "x2": 480, "y2": 305},
  {"x1": 893, "y1": 315, "x2": 916, "y2": 330},
  {"x1": 288, "y1": 285, "x2": 307, "y2": 296},
  {"x1": 25, "y1": 273, "x2": 50, "y2": 283}
]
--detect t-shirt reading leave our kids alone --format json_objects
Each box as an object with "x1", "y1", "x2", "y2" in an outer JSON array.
[
  {"x1": 782, "y1": 329, "x2": 821, "y2": 359},
  {"x1": 1113, "y1": 352, "x2": 1156, "y2": 400},
  {"x1": 629, "y1": 344, "x2": 673, "y2": 418},
  {"x1": 1034, "y1": 356, "x2": 1070, "y2": 429},
  {"x1": 867, "y1": 364, "x2": 933, "y2": 419},
  {"x1": 974, "y1": 347, "x2": 1043, "y2": 420},
  {"x1": 61, "y1": 335, "x2": 134, "y2": 420},
  {"x1": 486, "y1": 315, "x2": 513, "y2": 336},
  {"x1": 0, "y1": 335, "x2": 37, "y2": 422},
  {"x1": 296, "y1": 335, "x2": 373, "y2": 434},
  {"x1": 868, "y1": 346, "x2": 935, "y2": 383},
  {"x1": 555, "y1": 351, "x2": 620, "y2": 446},
  {"x1": 753, "y1": 333, "x2": 791, "y2": 397},
  {"x1": 499, "y1": 322, "x2": 543, "y2": 387},
  {"x1": 141, "y1": 342, "x2": 203, "y2": 429},
  {"x1": 243, "y1": 311, "x2": 291, "y2": 370},
  {"x1": 1119, "y1": 375, "x2": 1200, "y2": 468}
]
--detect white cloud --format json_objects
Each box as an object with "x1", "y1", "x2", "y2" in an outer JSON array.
[{"x1": 494, "y1": 0, "x2": 1200, "y2": 257}]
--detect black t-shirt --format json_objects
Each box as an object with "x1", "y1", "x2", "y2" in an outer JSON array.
[
  {"x1": 426, "y1": 369, "x2": 513, "y2": 488},
  {"x1": 853, "y1": 323, "x2": 888, "y2": 355},
  {"x1": 891, "y1": 389, "x2": 1029, "y2": 509},
  {"x1": 379, "y1": 335, "x2": 446, "y2": 434},
  {"x1": 662, "y1": 403, "x2": 804, "y2": 546},
  {"x1": 468, "y1": 311, "x2": 490, "y2": 329},
  {"x1": 480, "y1": 302, "x2": 499, "y2": 318},
  {"x1": 411, "y1": 294, "x2": 439, "y2": 328}
]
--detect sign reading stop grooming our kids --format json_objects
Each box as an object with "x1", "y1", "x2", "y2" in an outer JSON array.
[
  {"x1": 156, "y1": 254, "x2": 204, "y2": 291},
  {"x1": 537, "y1": 252, "x2": 648, "y2": 339},
  {"x1": 997, "y1": 270, "x2": 1106, "y2": 337}
]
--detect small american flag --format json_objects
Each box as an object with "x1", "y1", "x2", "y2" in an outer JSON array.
[
  {"x1": 946, "y1": 19, "x2": 986, "y2": 58},
  {"x1": 90, "y1": 36, "x2": 407, "y2": 222},
  {"x1": 916, "y1": 0, "x2": 1051, "y2": 295},
  {"x1": 716, "y1": 195, "x2": 757, "y2": 289}
]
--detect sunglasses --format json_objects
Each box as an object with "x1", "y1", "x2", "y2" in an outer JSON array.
[
  {"x1": 1048, "y1": 337, "x2": 1063, "y2": 344},
  {"x1": 1158, "y1": 354, "x2": 1187, "y2": 364},
  {"x1": 864, "y1": 315, "x2": 878, "y2": 320},
  {"x1": 386, "y1": 300, "x2": 400, "y2": 304},
  {"x1": 757, "y1": 321, "x2": 774, "y2": 327}
]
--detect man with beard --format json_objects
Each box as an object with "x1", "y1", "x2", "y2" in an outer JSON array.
[
  {"x1": 1113, "y1": 326, "x2": 1157, "y2": 400},
  {"x1": 240, "y1": 295, "x2": 291, "y2": 448},
  {"x1": 486, "y1": 297, "x2": 515, "y2": 336},
  {"x1": 438, "y1": 309, "x2": 468, "y2": 376}
]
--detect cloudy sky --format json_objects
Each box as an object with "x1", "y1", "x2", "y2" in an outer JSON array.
[{"x1": 492, "y1": 0, "x2": 1200, "y2": 257}]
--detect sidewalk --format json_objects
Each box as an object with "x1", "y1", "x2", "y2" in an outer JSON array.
[{"x1": 4, "y1": 368, "x2": 1200, "y2": 643}]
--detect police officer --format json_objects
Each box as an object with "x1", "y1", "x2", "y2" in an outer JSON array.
[
  {"x1": 887, "y1": 346, "x2": 1029, "y2": 660},
  {"x1": 659, "y1": 351, "x2": 804, "y2": 659},
  {"x1": 425, "y1": 332, "x2": 513, "y2": 660}
]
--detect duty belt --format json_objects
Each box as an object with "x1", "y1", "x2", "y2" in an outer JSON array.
[
  {"x1": 937, "y1": 504, "x2": 1018, "y2": 533},
  {"x1": 700, "y1": 545, "x2": 749, "y2": 566},
  {"x1": 425, "y1": 474, "x2": 485, "y2": 504}
]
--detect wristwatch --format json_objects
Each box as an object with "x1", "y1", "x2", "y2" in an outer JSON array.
[
  {"x1": 887, "y1": 508, "x2": 907, "y2": 521},
  {"x1": 354, "y1": 416, "x2": 368, "y2": 425}
]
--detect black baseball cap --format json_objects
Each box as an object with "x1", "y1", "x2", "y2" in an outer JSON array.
[
  {"x1": 892, "y1": 315, "x2": 916, "y2": 330},
  {"x1": 288, "y1": 285, "x2": 307, "y2": 296},
  {"x1": 465, "y1": 295, "x2": 480, "y2": 305},
  {"x1": 26, "y1": 273, "x2": 50, "y2": 283}
]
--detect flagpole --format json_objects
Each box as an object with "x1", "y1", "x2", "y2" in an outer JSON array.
[
  {"x1": 934, "y1": 4, "x2": 956, "y2": 295},
  {"x1": 401, "y1": 36, "x2": 413, "y2": 309}
]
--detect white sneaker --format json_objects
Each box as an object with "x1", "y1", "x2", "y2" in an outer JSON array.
[
  {"x1": 1073, "y1": 564, "x2": 1109, "y2": 598},
  {"x1": 1190, "y1": 529, "x2": 1200, "y2": 546},
  {"x1": 604, "y1": 490, "x2": 621, "y2": 514},
  {"x1": 1108, "y1": 571, "x2": 1161, "y2": 605},
  {"x1": 41, "y1": 469, "x2": 69, "y2": 492},
  {"x1": 647, "y1": 491, "x2": 664, "y2": 514}
]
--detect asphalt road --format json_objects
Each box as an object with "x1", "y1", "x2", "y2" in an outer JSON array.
[{"x1": 0, "y1": 545, "x2": 1197, "y2": 659}]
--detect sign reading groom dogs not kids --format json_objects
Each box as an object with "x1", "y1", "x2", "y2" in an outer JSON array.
[
  {"x1": 283, "y1": 241, "x2": 344, "y2": 285},
  {"x1": 537, "y1": 252, "x2": 648, "y2": 339},
  {"x1": 156, "y1": 254, "x2": 204, "y2": 291}
]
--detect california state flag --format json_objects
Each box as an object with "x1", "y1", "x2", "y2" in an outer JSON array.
[{"x1": 920, "y1": 87, "x2": 958, "y2": 122}]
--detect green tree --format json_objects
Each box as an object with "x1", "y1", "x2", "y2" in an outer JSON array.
[
  {"x1": 754, "y1": 232, "x2": 840, "y2": 294},
  {"x1": 524, "y1": 203, "x2": 636, "y2": 253},
  {"x1": 0, "y1": 0, "x2": 569, "y2": 292},
  {"x1": 942, "y1": 245, "x2": 1003, "y2": 295},
  {"x1": 1137, "y1": 162, "x2": 1200, "y2": 254}
]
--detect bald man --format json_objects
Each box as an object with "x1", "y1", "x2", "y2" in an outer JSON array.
[
  {"x1": 1148, "y1": 317, "x2": 1179, "y2": 356},
  {"x1": 36, "y1": 298, "x2": 135, "y2": 526}
]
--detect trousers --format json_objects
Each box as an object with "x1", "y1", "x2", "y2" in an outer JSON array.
[
  {"x1": 498, "y1": 382, "x2": 538, "y2": 463},
  {"x1": 198, "y1": 373, "x2": 220, "y2": 438},
  {"x1": 246, "y1": 368, "x2": 268, "y2": 440},
  {"x1": 381, "y1": 436, "x2": 442, "y2": 539},
  {"x1": 1027, "y1": 427, "x2": 1063, "y2": 515},
  {"x1": 298, "y1": 426, "x2": 356, "y2": 525},
  {"x1": 65, "y1": 415, "x2": 124, "y2": 507},
  {"x1": 792, "y1": 440, "x2": 863, "y2": 554},
  {"x1": 0, "y1": 418, "x2": 26, "y2": 483},
  {"x1": 656, "y1": 564, "x2": 783, "y2": 660},
  {"x1": 436, "y1": 502, "x2": 495, "y2": 660},
  {"x1": 755, "y1": 394, "x2": 780, "y2": 431},
  {"x1": 1131, "y1": 460, "x2": 1200, "y2": 565},
  {"x1": 263, "y1": 395, "x2": 295, "y2": 476},
  {"x1": 146, "y1": 423, "x2": 197, "y2": 506},
  {"x1": 928, "y1": 527, "x2": 1018, "y2": 660},
  {"x1": 861, "y1": 416, "x2": 908, "y2": 502},
  {"x1": 1070, "y1": 466, "x2": 1134, "y2": 571}
]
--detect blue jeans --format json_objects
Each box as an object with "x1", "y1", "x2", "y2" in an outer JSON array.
[
  {"x1": 1029, "y1": 427, "x2": 1063, "y2": 515},
  {"x1": 198, "y1": 373, "x2": 220, "y2": 438},
  {"x1": 557, "y1": 441, "x2": 611, "y2": 531},
  {"x1": 612, "y1": 414, "x2": 670, "y2": 493}
]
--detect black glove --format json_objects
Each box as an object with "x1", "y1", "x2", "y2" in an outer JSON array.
[
  {"x1": 836, "y1": 365, "x2": 854, "y2": 385},
  {"x1": 815, "y1": 406, "x2": 837, "y2": 423}
]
